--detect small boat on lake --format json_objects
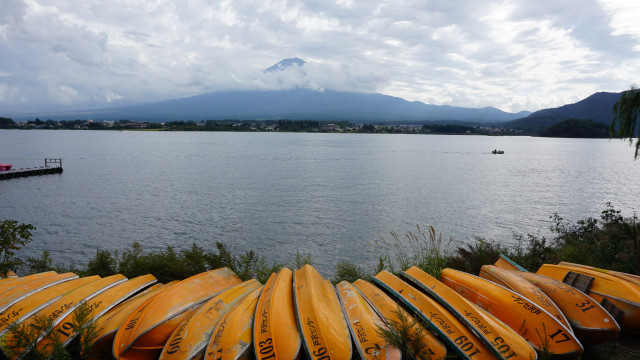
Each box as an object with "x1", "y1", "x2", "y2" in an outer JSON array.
[{"x1": 492, "y1": 149, "x2": 504, "y2": 154}]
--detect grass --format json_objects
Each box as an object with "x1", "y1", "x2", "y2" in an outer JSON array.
[{"x1": 7, "y1": 204, "x2": 640, "y2": 360}]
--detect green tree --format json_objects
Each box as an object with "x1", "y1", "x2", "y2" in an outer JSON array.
[
  {"x1": 1, "y1": 219, "x2": 36, "y2": 276},
  {"x1": 611, "y1": 84, "x2": 640, "y2": 159}
]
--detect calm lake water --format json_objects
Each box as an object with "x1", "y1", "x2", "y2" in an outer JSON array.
[{"x1": 1, "y1": 130, "x2": 638, "y2": 276}]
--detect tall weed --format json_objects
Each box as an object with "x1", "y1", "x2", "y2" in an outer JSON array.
[{"x1": 374, "y1": 225, "x2": 450, "y2": 277}]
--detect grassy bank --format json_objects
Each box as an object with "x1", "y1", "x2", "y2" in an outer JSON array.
[
  {"x1": 13, "y1": 203, "x2": 639, "y2": 283},
  {"x1": 2, "y1": 204, "x2": 639, "y2": 360}
]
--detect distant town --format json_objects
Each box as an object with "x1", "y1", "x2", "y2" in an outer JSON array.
[{"x1": 0, "y1": 117, "x2": 526, "y2": 135}]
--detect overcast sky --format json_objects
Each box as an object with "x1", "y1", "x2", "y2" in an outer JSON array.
[{"x1": 1, "y1": 0, "x2": 639, "y2": 114}]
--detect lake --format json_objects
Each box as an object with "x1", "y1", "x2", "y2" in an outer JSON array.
[{"x1": 0, "y1": 130, "x2": 638, "y2": 277}]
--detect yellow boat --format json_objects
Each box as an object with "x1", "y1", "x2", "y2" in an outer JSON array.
[
  {"x1": 0, "y1": 271, "x2": 57, "y2": 293},
  {"x1": 372, "y1": 270, "x2": 494, "y2": 360},
  {"x1": 113, "y1": 268, "x2": 241, "y2": 360},
  {"x1": 160, "y1": 280, "x2": 261, "y2": 360},
  {"x1": 493, "y1": 256, "x2": 525, "y2": 272},
  {"x1": 0, "y1": 272, "x2": 78, "y2": 313},
  {"x1": 203, "y1": 286, "x2": 263, "y2": 360},
  {"x1": 252, "y1": 268, "x2": 300, "y2": 360},
  {"x1": 352, "y1": 279, "x2": 447, "y2": 360},
  {"x1": 440, "y1": 268, "x2": 583, "y2": 358},
  {"x1": 537, "y1": 263, "x2": 640, "y2": 334},
  {"x1": 558, "y1": 262, "x2": 640, "y2": 287},
  {"x1": 1, "y1": 271, "x2": 17, "y2": 279},
  {"x1": 0, "y1": 276, "x2": 98, "y2": 336},
  {"x1": 88, "y1": 284, "x2": 169, "y2": 360},
  {"x1": 336, "y1": 281, "x2": 401, "y2": 360},
  {"x1": 403, "y1": 266, "x2": 537, "y2": 360},
  {"x1": 479, "y1": 265, "x2": 572, "y2": 331},
  {"x1": 0, "y1": 274, "x2": 126, "y2": 360},
  {"x1": 494, "y1": 256, "x2": 620, "y2": 344},
  {"x1": 293, "y1": 265, "x2": 351, "y2": 360},
  {"x1": 34, "y1": 275, "x2": 157, "y2": 357}
]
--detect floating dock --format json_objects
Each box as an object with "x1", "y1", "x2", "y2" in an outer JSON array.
[{"x1": 0, "y1": 158, "x2": 63, "y2": 180}]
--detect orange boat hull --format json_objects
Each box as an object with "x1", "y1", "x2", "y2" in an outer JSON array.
[
  {"x1": 403, "y1": 266, "x2": 537, "y2": 360},
  {"x1": 252, "y1": 269, "x2": 300, "y2": 360},
  {"x1": 113, "y1": 268, "x2": 241, "y2": 360},
  {"x1": 160, "y1": 280, "x2": 261, "y2": 360},
  {"x1": 479, "y1": 265, "x2": 571, "y2": 330},
  {"x1": 352, "y1": 279, "x2": 447, "y2": 360},
  {"x1": 0, "y1": 273, "x2": 78, "y2": 313},
  {"x1": 336, "y1": 281, "x2": 401, "y2": 360},
  {"x1": 294, "y1": 265, "x2": 351, "y2": 360},
  {"x1": 203, "y1": 287, "x2": 263, "y2": 360},
  {"x1": 0, "y1": 276, "x2": 98, "y2": 336},
  {"x1": 537, "y1": 264, "x2": 640, "y2": 334},
  {"x1": 1, "y1": 274, "x2": 126, "y2": 360},
  {"x1": 372, "y1": 271, "x2": 495, "y2": 360},
  {"x1": 440, "y1": 268, "x2": 583, "y2": 358}
]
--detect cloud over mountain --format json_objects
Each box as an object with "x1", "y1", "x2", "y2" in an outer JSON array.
[{"x1": 1, "y1": 0, "x2": 639, "y2": 115}]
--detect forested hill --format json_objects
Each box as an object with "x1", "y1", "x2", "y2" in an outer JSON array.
[
  {"x1": 539, "y1": 119, "x2": 610, "y2": 138},
  {"x1": 504, "y1": 92, "x2": 621, "y2": 132}
]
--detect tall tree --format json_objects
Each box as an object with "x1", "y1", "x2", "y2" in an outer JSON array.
[
  {"x1": 0, "y1": 219, "x2": 35, "y2": 276},
  {"x1": 611, "y1": 84, "x2": 640, "y2": 159}
]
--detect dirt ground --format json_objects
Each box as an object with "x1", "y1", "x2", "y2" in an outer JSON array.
[{"x1": 582, "y1": 334, "x2": 640, "y2": 360}]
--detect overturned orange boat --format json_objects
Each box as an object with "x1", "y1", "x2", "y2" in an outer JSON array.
[
  {"x1": 537, "y1": 263, "x2": 640, "y2": 334},
  {"x1": 161, "y1": 280, "x2": 261, "y2": 360},
  {"x1": 294, "y1": 265, "x2": 351, "y2": 360},
  {"x1": 494, "y1": 256, "x2": 620, "y2": 344},
  {"x1": 440, "y1": 268, "x2": 583, "y2": 358},
  {"x1": 353, "y1": 279, "x2": 447, "y2": 360},
  {"x1": 372, "y1": 270, "x2": 495, "y2": 360},
  {"x1": 113, "y1": 268, "x2": 241, "y2": 360},
  {"x1": 252, "y1": 268, "x2": 300, "y2": 360},
  {"x1": 336, "y1": 281, "x2": 400, "y2": 360},
  {"x1": 403, "y1": 266, "x2": 537, "y2": 360}
]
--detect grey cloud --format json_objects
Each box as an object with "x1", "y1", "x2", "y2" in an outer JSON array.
[{"x1": 0, "y1": 0, "x2": 639, "y2": 114}]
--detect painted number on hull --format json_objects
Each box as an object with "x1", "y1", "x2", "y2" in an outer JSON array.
[
  {"x1": 490, "y1": 336, "x2": 517, "y2": 359},
  {"x1": 549, "y1": 329, "x2": 571, "y2": 343},
  {"x1": 576, "y1": 300, "x2": 595, "y2": 313},
  {"x1": 57, "y1": 322, "x2": 75, "y2": 337},
  {"x1": 313, "y1": 346, "x2": 330, "y2": 360},
  {"x1": 258, "y1": 338, "x2": 275, "y2": 360},
  {"x1": 454, "y1": 336, "x2": 481, "y2": 358},
  {"x1": 166, "y1": 337, "x2": 183, "y2": 354}
]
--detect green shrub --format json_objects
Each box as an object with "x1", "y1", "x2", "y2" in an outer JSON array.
[
  {"x1": 289, "y1": 250, "x2": 313, "y2": 269},
  {"x1": 333, "y1": 260, "x2": 368, "y2": 284},
  {"x1": 86, "y1": 250, "x2": 117, "y2": 277}
]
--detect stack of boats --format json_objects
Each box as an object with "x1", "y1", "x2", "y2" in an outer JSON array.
[{"x1": 0, "y1": 256, "x2": 638, "y2": 360}]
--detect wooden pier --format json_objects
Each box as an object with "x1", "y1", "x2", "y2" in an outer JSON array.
[{"x1": 0, "y1": 158, "x2": 63, "y2": 180}]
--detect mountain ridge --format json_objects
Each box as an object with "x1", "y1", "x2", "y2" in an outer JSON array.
[
  {"x1": 505, "y1": 91, "x2": 621, "y2": 131},
  {"x1": 10, "y1": 88, "x2": 531, "y2": 123}
]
